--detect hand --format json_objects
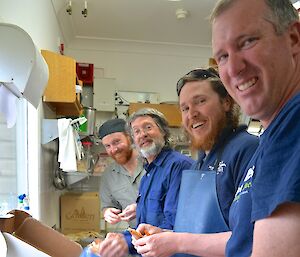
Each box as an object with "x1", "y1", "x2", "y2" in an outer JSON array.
[
  {"x1": 136, "y1": 223, "x2": 163, "y2": 236},
  {"x1": 118, "y1": 203, "x2": 136, "y2": 222},
  {"x1": 133, "y1": 231, "x2": 177, "y2": 257},
  {"x1": 98, "y1": 233, "x2": 128, "y2": 257},
  {"x1": 103, "y1": 208, "x2": 122, "y2": 224}
]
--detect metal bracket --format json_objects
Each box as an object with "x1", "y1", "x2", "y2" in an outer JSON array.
[{"x1": 42, "y1": 119, "x2": 58, "y2": 144}]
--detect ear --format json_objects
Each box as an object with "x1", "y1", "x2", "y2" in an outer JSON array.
[
  {"x1": 287, "y1": 21, "x2": 300, "y2": 56},
  {"x1": 222, "y1": 96, "x2": 232, "y2": 112}
]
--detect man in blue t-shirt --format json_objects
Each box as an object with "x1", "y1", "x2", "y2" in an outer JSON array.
[
  {"x1": 132, "y1": 68, "x2": 258, "y2": 257},
  {"x1": 210, "y1": 0, "x2": 300, "y2": 256},
  {"x1": 93, "y1": 108, "x2": 194, "y2": 257}
]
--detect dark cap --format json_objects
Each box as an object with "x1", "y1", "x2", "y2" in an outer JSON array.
[{"x1": 98, "y1": 118, "x2": 126, "y2": 139}]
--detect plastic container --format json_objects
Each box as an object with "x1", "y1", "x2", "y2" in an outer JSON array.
[
  {"x1": 82, "y1": 141, "x2": 94, "y2": 173},
  {"x1": 79, "y1": 107, "x2": 96, "y2": 135},
  {"x1": 17, "y1": 194, "x2": 30, "y2": 214}
]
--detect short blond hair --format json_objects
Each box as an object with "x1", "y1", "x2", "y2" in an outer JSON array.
[{"x1": 210, "y1": 0, "x2": 298, "y2": 35}]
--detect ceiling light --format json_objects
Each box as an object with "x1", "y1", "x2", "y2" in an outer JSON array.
[{"x1": 176, "y1": 8, "x2": 188, "y2": 19}]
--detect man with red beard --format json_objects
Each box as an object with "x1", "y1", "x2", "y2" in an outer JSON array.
[
  {"x1": 99, "y1": 118, "x2": 145, "y2": 229},
  {"x1": 93, "y1": 109, "x2": 194, "y2": 257},
  {"x1": 132, "y1": 68, "x2": 259, "y2": 257}
]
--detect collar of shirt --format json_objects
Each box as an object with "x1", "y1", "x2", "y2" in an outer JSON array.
[
  {"x1": 143, "y1": 147, "x2": 171, "y2": 173},
  {"x1": 196, "y1": 125, "x2": 247, "y2": 170}
]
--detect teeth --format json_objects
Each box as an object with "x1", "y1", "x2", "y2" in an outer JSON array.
[
  {"x1": 192, "y1": 122, "x2": 204, "y2": 129},
  {"x1": 238, "y1": 78, "x2": 256, "y2": 91}
]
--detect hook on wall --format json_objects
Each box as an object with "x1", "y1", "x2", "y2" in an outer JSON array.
[
  {"x1": 82, "y1": 1, "x2": 88, "y2": 18},
  {"x1": 66, "y1": 0, "x2": 72, "y2": 15},
  {"x1": 65, "y1": 0, "x2": 88, "y2": 18}
]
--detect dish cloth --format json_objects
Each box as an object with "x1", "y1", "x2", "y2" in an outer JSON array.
[
  {"x1": 58, "y1": 117, "x2": 87, "y2": 172},
  {"x1": 58, "y1": 118, "x2": 77, "y2": 172}
]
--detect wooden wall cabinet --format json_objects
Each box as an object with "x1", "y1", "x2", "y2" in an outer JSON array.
[
  {"x1": 41, "y1": 50, "x2": 82, "y2": 116},
  {"x1": 128, "y1": 103, "x2": 182, "y2": 127}
]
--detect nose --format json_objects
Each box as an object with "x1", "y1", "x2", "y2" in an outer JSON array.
[
  {"x1": 133, "y1": 130, "x2": 148, "y2": 144},
  {"x1": 139, "y1": 129, "x2": 149, "y2": 138},
  {"x1": 226, "y1": 52, "x2": 246, "y2": 78},
  {"x1": 111, "y1": 146, "x2": 119, "y2": 155},
  {"x1": 187, "y1": 105, "x2": 198, "y2": 120}
]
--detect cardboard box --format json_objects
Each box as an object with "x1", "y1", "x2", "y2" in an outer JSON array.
[
  {"x1": 60, "y1": 192, "x2": 100, "y2": 234},
  {"x1": 0, "y1": 209, "x2": 82, "y2": 257}
]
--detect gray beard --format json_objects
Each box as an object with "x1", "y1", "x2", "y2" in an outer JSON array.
[{"x1": 139, "y1": 140, "x2": 164, "y2": 159}]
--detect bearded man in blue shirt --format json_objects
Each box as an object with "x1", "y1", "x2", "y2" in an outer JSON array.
[
  {"x1": 132, "y1": 68, "x2": 258, "y2": 257},
  {"x1": 93, "y1": 108, "x2": 194, "y2": 257}
]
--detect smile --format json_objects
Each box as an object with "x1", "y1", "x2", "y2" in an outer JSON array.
[
  {"x1": 140, "y1": 140, "x2": 152, "y2": 147},
  {"x1": 192, "y1": 122, "x2": 205, "y2": 129},
  {"x1": 237, "y1": 77, "x2": 257, "y2": 91}
]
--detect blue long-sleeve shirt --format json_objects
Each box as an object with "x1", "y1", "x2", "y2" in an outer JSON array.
[{"x1": 123, "y1": 148, "x2": 194, "y2": 254}]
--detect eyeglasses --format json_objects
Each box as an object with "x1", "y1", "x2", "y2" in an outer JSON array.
[
  {"x1": 132, "y1": 123, "x2": 155, "y2": 137},
  {"x1": 176, "y1": 68, "x2": 220, "y2": 96}
]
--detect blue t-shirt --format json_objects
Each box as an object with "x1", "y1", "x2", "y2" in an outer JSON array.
[
  {"x1": 226, "y1": 92, "x2": 300, "y2": 257},
  {"x1": 124, "y1": 148, "x2": 194, "y2": 254},
  {"x1": 193, "y1": 125, "x2": 258, "y2": 225}
]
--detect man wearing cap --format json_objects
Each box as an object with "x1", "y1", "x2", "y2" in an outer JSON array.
[
  {"x1": 94, "y1": 109, "x2": 194, "y2": 257},
  {"x1": 99, "y1": 118, "x2": 145, "y2": 228}
]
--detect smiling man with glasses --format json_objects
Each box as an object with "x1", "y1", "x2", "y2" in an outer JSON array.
[{"x1": 93, "y1": 109, "x2": 194, "y2": 257}]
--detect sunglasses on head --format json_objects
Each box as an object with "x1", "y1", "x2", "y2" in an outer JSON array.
[{"x1": 176, "y1": 68, "x2": 220, "y2": 96}]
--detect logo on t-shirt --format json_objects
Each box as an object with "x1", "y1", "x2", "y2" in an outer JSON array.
[
  {"x1": 208, "y1": 160, "x2": 227, "y2": 174},
  {"x1": 233, "y1": 165, "x2": 255, "y2": 203}
]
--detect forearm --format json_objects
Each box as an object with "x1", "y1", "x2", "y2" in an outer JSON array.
[
  {"x1": 251, "y1": 203, "x2": 300, "y2": 257},
  {"x1": 175, "y1": 231, "x2": 230, "y2": 257}
]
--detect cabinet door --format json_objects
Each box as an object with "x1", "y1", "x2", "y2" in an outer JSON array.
[
  {"x1": 128, "y1": 103, "x2": 182, "y2": 127},
  {"x1": 93, "y1": 78, "x2": 116, "y2": 112},
  {"x1": 41, "y1": 50, "x2": 82, "y2": 116}
]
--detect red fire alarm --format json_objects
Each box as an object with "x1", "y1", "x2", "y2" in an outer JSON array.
[{"x1": 76, "y1": 63, "x2": 94, "y2": 84}]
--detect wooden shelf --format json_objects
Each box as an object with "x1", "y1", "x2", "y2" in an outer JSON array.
[
  {"x1": 128, "y1": 103, "x2": 182, "y2": 127},
  {"x1": 41, "y1": 50, "x2": 83, "y2": 116}
]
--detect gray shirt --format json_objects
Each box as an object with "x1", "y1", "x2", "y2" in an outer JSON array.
[{"x1": 99, "y1": 157, "x2": 145, "y2": 228}]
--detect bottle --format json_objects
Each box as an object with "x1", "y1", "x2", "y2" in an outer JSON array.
[
  {"x1": 23, "y1": 195, "x2": 30, "y2": 213},
  {"x1": 18, "y1": 194, "x2": 30, "y2": 214},
  {"x1": 18, "y1": 194, "x2": 26, "y2": 210},
  {"x1": 82, "y1": 141, "x2": 94, "y2": 173}
]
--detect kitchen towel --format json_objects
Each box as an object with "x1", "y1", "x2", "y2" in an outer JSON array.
[
  {"x1": 58, "y1": 118, "x2": 77, "y2": 172},
  {"x1": 58, "y1": 117, "x2": 87, "y2": 172}
]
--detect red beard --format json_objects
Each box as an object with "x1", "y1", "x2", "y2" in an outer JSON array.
[
  {"x1": 190, "y1": 112, "x2": 227, "y2": 152},
  {"x1": 112, "y1": 148, "x2": 133, "y2": 165}
]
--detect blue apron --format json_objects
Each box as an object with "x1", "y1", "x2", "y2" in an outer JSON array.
[{"x1": 172, "y1": 168, "x2": 229, "y2": 257}]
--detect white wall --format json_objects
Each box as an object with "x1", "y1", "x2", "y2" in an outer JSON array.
[
  {"x1": 0, "y1": 0, "x2": 64, "y2": 227},
  {"x1": 66, "y1": 38, "x2": 212, "y2": 102}
]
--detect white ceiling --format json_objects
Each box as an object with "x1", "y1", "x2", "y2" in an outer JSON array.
[{"x1": 51, "y1": 0, "x2": 218, "y2": 47}]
